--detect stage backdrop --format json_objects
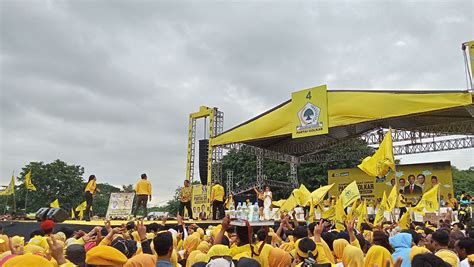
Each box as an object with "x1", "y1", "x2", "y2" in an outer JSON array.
[
  {"x1": 328, "y1": 161, "x2": 454, "y2": 203},
  {"x1": 191, "y1": 184, "x2": 211, "y2": 220},
  {"x1": 106, "y1": 192, "x2": 135, "y2": 218}
]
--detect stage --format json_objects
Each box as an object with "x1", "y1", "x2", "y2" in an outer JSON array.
[{"x1": 0, "y1": 219, "x2": 227, "y2": 241}]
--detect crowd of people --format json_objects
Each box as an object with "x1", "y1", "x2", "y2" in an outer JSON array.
[{"x1": 0, "y1": 200, "x2": 473, "y2": 267}]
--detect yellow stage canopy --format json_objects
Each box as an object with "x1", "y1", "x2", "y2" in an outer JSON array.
[{"x1": 211, "y1": 90, "x2": 472, "y2": 147}]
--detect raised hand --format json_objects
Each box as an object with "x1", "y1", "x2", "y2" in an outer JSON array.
[
  {"x1": 47, "y1": 235, "x2": 67, "y2": 265},
  {"x1": 8, "y1": 237, "x2": 24, "y2": 255},
  {"x1": 137, "y1": 219, "x2": 147, "y2": 241}
]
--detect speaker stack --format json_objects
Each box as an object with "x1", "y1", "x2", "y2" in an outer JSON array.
[
  {"x1": 199, "y1": 139, "x2": 209, "y2": 185},
  {"x1": 35, "y1": 208, "x2": 69, "y2": 223}
]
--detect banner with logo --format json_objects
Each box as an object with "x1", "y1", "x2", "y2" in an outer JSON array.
[
  {"x1": 291, "y1": 85, "x2": 328, "y2": 138},
  {"x1": 191, "y1": 184, "x2": 211, "y2": 220},
  {"x1": 328, "y1": 161, "x2": 453, "y2": 205},
  {"x1": 106, "y1": 192, "x2": 135, "y2": 218}
]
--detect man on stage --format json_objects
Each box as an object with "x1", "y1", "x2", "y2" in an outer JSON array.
[
  {"x1": 179, "y1": 180, "x2": 193, "y2": 219},
  {"x1": 133, "y1": 173, "x2": 152, "y2": 217},
  {"x1": 211, "y1": 181, "x2": 225, "y2": 220}
]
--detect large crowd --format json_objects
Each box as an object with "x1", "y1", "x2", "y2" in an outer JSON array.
[{"x1": 0, "y1": 198, "x2": 473, "y2": 267}]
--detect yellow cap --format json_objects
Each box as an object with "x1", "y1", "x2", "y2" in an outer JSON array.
[
  {"x1": 207, "y1": 244, "x2": 230, "y2": 259},
  {"x1": 85, "y1": 245, "x2": 127, "y2": 265}
]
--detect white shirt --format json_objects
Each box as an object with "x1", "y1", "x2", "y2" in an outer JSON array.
[{"x1": 460, "y1": 258, "x2": 469, "y2": 267}]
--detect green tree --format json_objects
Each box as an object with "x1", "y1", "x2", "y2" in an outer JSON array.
[
  {"x1": 452, "y1": 166, "x2": 474, "y2": 196},
  {"x1": 14, "y1": 160, "x2": 85, "y2": 214}
]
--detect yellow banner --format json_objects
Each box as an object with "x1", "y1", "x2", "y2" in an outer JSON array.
[
  {"x1": 191, "y1": 184, "x2": 211, "y2": 220},
  {"x1": 291, "y1": 85, "x2": 328, "y2": 138},
  {"x1": 328, "y1": 161, "x2": 453, "y2": 206}
]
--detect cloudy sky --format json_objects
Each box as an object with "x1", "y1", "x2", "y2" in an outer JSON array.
[{"x1": 1, "y1": 0, "x2": 473, "y2": 205}]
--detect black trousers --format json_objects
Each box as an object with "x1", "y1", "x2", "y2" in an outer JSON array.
[
  {"x1": 212, "y1": 200, "x2": 225, "y2": 220},
  {"x1": 179, "y1": 201, "x2": 192, "y2": 218},
  {"x1": 133, "y1": 195, "x2": 148, "y2": 217},
  {"x1": 84, "y1": 191, "x2": 93, "y2": 221}
]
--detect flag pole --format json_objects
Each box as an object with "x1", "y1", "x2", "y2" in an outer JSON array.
[
  {"x1": 24, "y1": 188, "x2": 29, "y2": 213},
  {"x1": 12, "y1": 170, "x2": 17, "y2": 214}
]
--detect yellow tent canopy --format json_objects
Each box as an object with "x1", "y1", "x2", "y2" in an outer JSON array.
[{"x1": 211, "y1": 90, "x2": 472, "y2": 153}]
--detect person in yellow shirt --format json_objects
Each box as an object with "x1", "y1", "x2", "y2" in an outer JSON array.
[
  {"x1": 179, "y1": 180, "x2": 193, "y2": 219},
  {"x1": 84, "y1": 175, "x2": 100, "y2": 221},
  {"x1": 211, "y1": 182, "x2": 225, "y2": 220},
  {"x1": 133, "y1": 173, "x2": 152, "y2": 217}
]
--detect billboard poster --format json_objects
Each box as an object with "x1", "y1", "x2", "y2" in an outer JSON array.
[
  {"x1": 106, "y1": 192, "x2": 135, "y2": 218},
  {"x1": 328, "y1": 161, "x2": 454, "y2": 205},
  {"x1": 191, "y1": 184, "x2": 211, "y2": 220}
]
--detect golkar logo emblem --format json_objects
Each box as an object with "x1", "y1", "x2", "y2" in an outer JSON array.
[{"x1": 296, "y1": 102, "x2": 323, "y2": 132}]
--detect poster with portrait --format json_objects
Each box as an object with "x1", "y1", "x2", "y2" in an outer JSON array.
[
  {"x1": 106, "y1": 192, "x2": 135, "y2": 218},
  {"x1": 328, "y1": 161, "x2": 454, "y2": 205},
  {"x1": 191, "y1": 184, "x2": 211, "y2": 220}
]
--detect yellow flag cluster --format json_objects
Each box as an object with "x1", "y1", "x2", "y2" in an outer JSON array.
[
  {"x1": 358, "y1": 129, "x2": 395, "y2": 177},
  {"x1": 374, "y1": 191, "x2": 388, "y2": 226},
  {"x1": 356, "y1": 200, "x2": 368, "y2": 231},
  {"x1": 24, "y1": 170, "x2": 37, "y2": 191},
  {"x1": 75, "y1": 201, "x2": 88, "y2": 220},
  {"x1": 0, "y1": 176, "x2": 15, "y2": 196},
  {"x1": 335, "y1": 197, "x2": 346, "y2": 231}
]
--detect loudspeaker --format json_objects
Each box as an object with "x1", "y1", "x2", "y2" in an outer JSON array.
[
  {"x1": 35, "y1": 208, "x2": 51, "y2": 222},
  {"x1": 46, "y1": 208, "x2": 69, "y2": 223},
  {"x1": 199, "y1": 139, "x2": 209, "y2": 185}
]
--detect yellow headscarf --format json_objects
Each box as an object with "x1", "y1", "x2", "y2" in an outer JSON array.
[
  {"x1": 365, "y1": 245, "x2": 393, "y2": 267},
  {"x1": 435, "y1": 250, "x2": 459, "y2": 267},
  {"x1": 333, "y1": 239, "x2": 350, "y2": 261},
  {"x1": 196, "y1": 228, "x2": 205, "y2": 239},
  {"x1": 186, "y1": 251, "x2": 209, "y2": 267},
  {"x1": 171, "y1": 249, "x2": 180, "y2": 267},
  {"x1": 197, "y1": 241, "x2": 211, "y2": 253},
  {"x1": 4, "y1": 254, "x2": 54, "y2": 267},
  {"x1": 184, "y1": 233, "x2": 201, "y2": 252},
  {"x1": 294, "y1": 238, "x2": 317, "y2": 259},
  {"x1": 342, "y1": 245, "x2": 364, "y2": 267},
  {"x1": 409, "y1": 246, "x2": 430, "y2": 261},
  {"x1": 124, "y1": 253, "x2": 157, "y2": 267},
  {"x1": 268, "y1": 247, "x2": 292, "y2": 267},
  {"x1": 207, "y1": 244, "x2": 231, "y2": 259}
]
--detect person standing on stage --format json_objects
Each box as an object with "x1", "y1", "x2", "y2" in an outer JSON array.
[
  {"x1": 84, "y1": 175, "x2": 100, "y2": 221},
  {"x1": 253, "y1": 186, "x2": 265, "y2": 219},
  {"x1": 179, "y1": 180, "x2": 193, "y2": 219},
  {"x1": 133, "y1": 173, "x2": 152, "y2": 217},
  {"x1": 263, "y1": 186, "x2": 272, "y2": 220},
  {"x1": 211, "y1": 181, "x2": 225, "y2": 220}
]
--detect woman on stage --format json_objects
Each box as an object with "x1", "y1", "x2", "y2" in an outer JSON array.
[
  {"x1": 263, "y1": 186, "x2": 272, "y2": 220},
  {"x1": 84, "y1": 175, "x2": 100, "y2": 221}
]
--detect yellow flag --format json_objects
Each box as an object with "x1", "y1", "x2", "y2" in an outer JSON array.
[
  {"x1": 374, "y1": 191, "x2": 388, "y2": 226},
  {"x1": 335, "y1": 197, "x2": 346, "y2": 231},
  {"x1": 279, "y1": 194, "x2": 297, "y2": 213},
  {"x1": 292, "y1": 184, "x2": 311, "y2": 206},
  {"x1": 340, "y1": 181, "x2": 360, "y2": 208},
  {"x1": 308, "y1": 184, "x2": 334, "y2": 205},
  {"x1": 75, "y1": 201, "x2": 87, "y2": 211},
  {"x1": 386, "y1": 184, "x2": 398, "y2": 211},
  {"x1": 358, "y1": 129, "x2": 395, "y2": 177},
  {"x1": 308, "y1": 198, "x2": 315, "y2": 223},
  {"x1": 399, "y1": 211, "x2": 410, "y2": 230},
  {"x1": 347, "y1": 199, "x2": 359, "y2": 221},
  {"x1": 272, "y1": 199, "x2": 286, "y2": 207},
  {"x1": 24, "y1": 170, "x2": 36, "y2": 191},
  {"x1": 356, "y1": 200, "x2": 368, "y2": 231},
  {"x1": 319, "y1": 202, "x2": 335, "y2": 219},
  {"x1": 0, "y1": 175, "x2": 15, "y2": 196},
  {"x1": 414, "y1": 184, "x2": 439, "y2": 212},
  {"x1": 50, "y1": 199, "x2": 60, "y2": 208},
  {"x1": 71, "y1": 208, "x2": 75, "y2": 218}
]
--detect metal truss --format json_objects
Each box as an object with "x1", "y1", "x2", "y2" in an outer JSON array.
[
  {"x1": 186, "y1": 118, "x2": 197, "y2": 182},
  {"x1": 233, "y1": 178, "x2": 294, "y2": 195},
  {"x1": 290, "y1": 161, "x2": 298, "y2": 187},
  {"x1": 212, "y1": 110, "x2": 225, "y2": 184},
  {"x1": 299, "y1": 150, "x2": 372, "y2": 164},
  {"x1": 226, "y1": 170, "x2": 234, "y2": 196},
  {"x1": 256, "y1": 148, "x2": 264, "y2": 189},
  {"x1": 226, "y1": 143, "x2": 295, "y2": 163},
  {"x1": 393, "y1": 136, "x2": 474, "y2": 155}
]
